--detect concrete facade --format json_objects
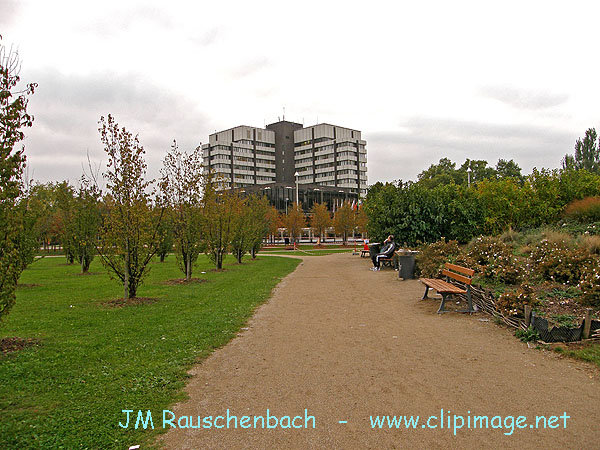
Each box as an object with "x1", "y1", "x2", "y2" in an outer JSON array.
[{"x1": 202, "y1": 120, "x2": 368, "y2": 200}]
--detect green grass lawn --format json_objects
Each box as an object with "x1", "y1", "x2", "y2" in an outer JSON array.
[
  {"x1": 0, "y1": 255, "x2": 299, "y2": 450},
  {"x1": 554, "y1": 344, "x2": 600, "y2": 368},
  {"x1": 260, "y1": 248, "x2": 353, "y2": 256}
]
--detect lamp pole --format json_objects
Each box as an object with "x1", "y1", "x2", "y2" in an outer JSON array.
[
  {"x1": 467, "y1": 167, "x2": 472, "y2": 188},
  {"x1": 294, "y1": 171, "x2": 299, "y2": 208}
]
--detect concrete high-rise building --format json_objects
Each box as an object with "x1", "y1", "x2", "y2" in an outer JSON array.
[{"x1": 202, "y1": 120, "x2": 367, "y2": 211}]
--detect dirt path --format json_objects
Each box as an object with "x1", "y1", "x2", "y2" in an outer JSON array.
[{"x1": 160, "y1": 253, "x2": 600, "y2": 450}]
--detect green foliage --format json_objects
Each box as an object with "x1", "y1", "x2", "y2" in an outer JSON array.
[
  {"x1": 0, "y1": 40, "x2": 37, "y2": 321},
  {"x1": 515, "y1": 326, "x2": 540, "y2": 343},
  {"x1": 67, "y1": 178, "x2": 100, "y2": 273},
  {"x1": 554, "y1": 343, "x2": 600, "y2": 368},
  {"x1": 365, "y1": 161, "x2": 600, "y2": 247},
  {"x1": 415, "y1": 238, "x2": 461, "y2": 278},
  {"x1": 201, "y1": 179, "x2": 238, "y2": 270},
  {"x1": 96, "y1": 115, "x2": 162, "y2": 298},
  {"x1": 160, "y1": 141, "x2": 204, "y2": 279},
  {"x1": 562, "y1": 127, "x2": 600, "y2": 173},
  {"x1": 549, "y1": 314, "x2": 579, "y2": 328}
]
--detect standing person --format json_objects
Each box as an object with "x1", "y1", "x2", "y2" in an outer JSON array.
[{"x1": 371, "y1": 235, "x2": 396, "y2": 271}]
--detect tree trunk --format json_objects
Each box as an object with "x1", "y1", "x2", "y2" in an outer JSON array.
[
  {"x1": 186, "y1": 251, "x2": 191, "y2": 281},
  {"x1": 124, "y1": 239, "x2": 130, "y2": 299}
]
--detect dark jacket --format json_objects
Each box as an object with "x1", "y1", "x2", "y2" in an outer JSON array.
[{"x1": 379, "y1": 241, "x2": 396, "y2": 256}]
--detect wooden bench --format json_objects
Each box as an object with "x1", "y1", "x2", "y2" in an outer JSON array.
[{"x1": 419, "y1": 263, "x2": 475, "y2": 314}]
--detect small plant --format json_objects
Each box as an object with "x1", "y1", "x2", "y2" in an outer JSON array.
[
  {"x1": 550, "y1": 314, "x2": 579, "y2": 328},
  {"x1": 538, "y1": 286, "x2": 581, "y2": 301},
  {"x1": 515, "y1": 326, "x2": 540, "y2": 343},
  {"x1": 578, "y1": 234, "x2": 600, "y2": 255}
]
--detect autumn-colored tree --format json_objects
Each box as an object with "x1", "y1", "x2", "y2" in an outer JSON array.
[
  {"x1": 160, "y1": 141, "x2": 204, "y2": 280},
  {"x1": 68, "y1": 178, "x2": 100, "y2": 273},
  {"x1": 201, "y1": 178, "x2": 238, "y2": 269},
  {"x1": 283, "y1": 202, "x2": 306, "y2": 243},
  {"x1": 54, "y1": 181, "x2": 77, "y2": 263},
  {"x1": 264, "y1": 205, "x2": 280, "y2": 244},
  {"x1": 310, "y1": 202, "x2": 331, "y2": 242},
  {"x1": 354, "y1": 204, "x2": 368, "y2": 237},
  {"x1": 230, "y1": 195, "x2": 253, "y2": 263},
  {"x1": 95, "y1": 114, "x2": 163, "y2": 299},
  {"x1": 156, "y1": 212, "x2": 174, "y2": 263},
  {"x1": 333, "y1": 202, "x2": 354, "y2": 245},
  {"x1": 247, "y1": 195, "x2": 271, "y2": 259},
  {"x1": 0, "y1": 40, "x2": 37, "y2": 321}
]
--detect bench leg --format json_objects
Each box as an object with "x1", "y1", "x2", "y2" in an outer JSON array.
[
  {"x1": 457, "y1": 287, "x2": 475, "y2": 313},
  {"x1": 422, "y1": 285, "x2": 430, "y2": 300},
  {"x1": 437, "y1": 293, "x2": 450, "y2": 314}
]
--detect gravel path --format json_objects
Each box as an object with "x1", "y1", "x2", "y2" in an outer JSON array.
[{"x1": 160, "y1": 253, "x2": 600, "y2": 449}]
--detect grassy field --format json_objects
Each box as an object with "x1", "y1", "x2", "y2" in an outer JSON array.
[
  {"x1": 260, "y1": 248, "x2": 354, "y2": 256},
  {"x1": 0, "y1": 255, "x2": 299, "y2": 450},
  {"x1": 554, "y1": 344, "x2": 600, "y2": 368}
]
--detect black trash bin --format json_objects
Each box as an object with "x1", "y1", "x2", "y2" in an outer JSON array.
[
  {"x1": 398, "y1": 252, "x2": 417, "y2": 280},
  {"x1": 368, "y1": 243, "x2": 381, "y2": 260}
]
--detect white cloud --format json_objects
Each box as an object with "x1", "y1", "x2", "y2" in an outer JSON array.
[{"x1": 2, "y1": 0, "x2": 600, "y2": 185}]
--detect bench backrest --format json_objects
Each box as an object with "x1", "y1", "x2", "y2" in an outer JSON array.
[{"x1": 441, "y1": 263, "x2": 474, "y2": 285}]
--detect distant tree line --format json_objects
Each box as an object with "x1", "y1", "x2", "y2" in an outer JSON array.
[{"x1": 365, "y1": 139, "x2": 600, "y2": 245}]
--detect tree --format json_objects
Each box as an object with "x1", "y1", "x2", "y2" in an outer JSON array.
[
  {"x1": 160, "y1": 141, "x2": 204, "y2": 280},
  {"x1": 54, "y1": 181, "x2": 77, "y2": 263},
  {"x1": 333, "y1": 202, "x2": 354, "y2": 245},
  {"x1": 0, "y1": 40, "x2": 36, "y2": 321},
  {"x1": 495, "y1": 159, "x2": 523, "y2": 181},
  {"x1": 562, "y1": 128, "x2": 600, "y2": 173},
  {"x1": 69, "y1": 178, "x2": 100, "y2": 273},
  {"x1": 246, "y1": 195, "x2": 271, "y2": 259},
  {"x1": 201, "y1": 178, "x2": 238, "y2": 270},
  {"x1": 458, "y1": 159, "x2": 497, "y2": 185},
  {"x1": 310, "y1": 202, "x2": 331, "y2": 243},
  {"x1": 417, "y1": 157, "x2": 461, "y2": 188},
  {"x1": 229, "y1": 195, "x2": 253, "y2": 264},
  {"x1": 283, "y1": 202, "x2": 306, "y2": 243},
  {"x1": 354, "y1": 204, "x2": 368, "y2": 237},
  {"x1": 156, "y1": 213, "x2": 174, "y2": 263},
  {"x1": 264, "y1": 205, "x2": 280, "y2": 244},
  {"x1": 95, "y1": 114, "x2": 163, "y2": 299}
]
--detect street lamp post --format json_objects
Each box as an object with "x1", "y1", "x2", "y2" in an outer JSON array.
[
  {"x1": 294, "y1": 171, "x2": 299, "y2": 208},
  {"x1": 467, "y1": 167, "x2": 472, "y2": 188}
]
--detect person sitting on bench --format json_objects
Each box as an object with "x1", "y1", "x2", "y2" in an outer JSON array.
[{"x1": 370, "y1": 235, "x2": 396, "y2": 271}]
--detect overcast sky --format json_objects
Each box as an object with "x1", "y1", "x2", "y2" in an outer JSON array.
[{"x1": 2, "y1": 0, "x2": 599, "y2": 185}]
